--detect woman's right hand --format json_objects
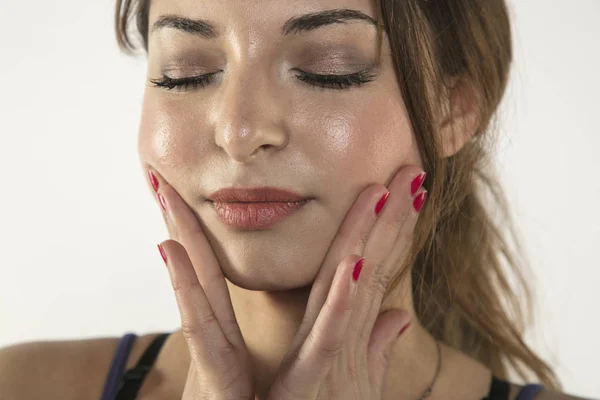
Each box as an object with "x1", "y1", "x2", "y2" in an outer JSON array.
[{"x1": 149, "y1": 168, "x2": 255, "y2": 400}]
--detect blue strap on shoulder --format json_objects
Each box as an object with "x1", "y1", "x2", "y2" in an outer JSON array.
[
  {"x1": 99, "y1": 332, "x2": 138, "y2": 400},
  {"x1": 516, "y1": 384, "x2": 544, "y2": 400}
]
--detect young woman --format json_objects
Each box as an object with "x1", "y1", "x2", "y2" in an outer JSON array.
[{"x1": 0, "y1": 1, "x2": 593, "y2": 399}]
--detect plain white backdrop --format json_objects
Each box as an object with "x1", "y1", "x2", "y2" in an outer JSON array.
[{"x1": 0, "y1": 1, "x2": 598, "y2": 397}]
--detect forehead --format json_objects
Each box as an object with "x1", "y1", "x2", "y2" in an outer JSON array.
[{"x1": 148, "y1": 0, "x2": 377, "y2": 29}]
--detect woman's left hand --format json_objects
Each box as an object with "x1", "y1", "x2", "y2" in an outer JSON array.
[{"x1": 266, "y1": 166, "x2": 426, "y2": 400}]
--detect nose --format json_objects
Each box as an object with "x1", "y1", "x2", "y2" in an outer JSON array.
[{"x1": 213, "y1": 66, "x2": 288, "y2": 164}]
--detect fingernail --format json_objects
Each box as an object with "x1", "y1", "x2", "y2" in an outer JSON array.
[
  {"x1": 375, "y1": 192, "x2": 390, "y2": 216},
  {"x1": 157, "y1": 244, "x2": 167, "y2": 265},
  {"x1": 352, "y1": 258, "x2": 365, "y2": 282},
  {"x1": 148, "y1": 170, "x2": 159, "y2": 193},
  {"x1": 413, "y1": 191, "x2": 428, "y2": 213},
  {"x1": 410, "y1": 172, "x2": 427, "y2": 196},
  {"x1": 157, "y1": 192, "x2": 167, "y2": 212},
  {"x1": 398, "y1": 322, "x2": 411, "y2": 337}
]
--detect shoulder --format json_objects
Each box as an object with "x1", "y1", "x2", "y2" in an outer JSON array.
[{"x1": 0, "y1": 333, "x2": 163, "y2": 400}]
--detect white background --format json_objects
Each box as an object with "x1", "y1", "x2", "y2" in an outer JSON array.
[{"x1": 0, "y1": 1, "x2": 598, "y2": 397}]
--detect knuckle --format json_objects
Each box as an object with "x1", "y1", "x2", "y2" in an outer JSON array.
[
  {"x1": 395, "y1": 208, "x2": 411, "y2": 226},
  {"x1": 171, "y1": 277, "x2": 202, "y2": 294},
  {"x1": 180, "y1": 319, "x2": 202, "y2": 340},
  {"x1": 180, "y1": 310, "x2": 219, "y2": 340},
  {"x1": 317, "y1": 341, "x2": 342, "y2": 362},
  {"x1": 307, "y1": 327, "x2": 343, "y2": 361},
  {"x1": 356, "y1": 228, "x2": 371, "y2": 250},
  {"x1": 221, "y1": 311, "x2": 239, "y2": 329},
  {"x1": 368, "y1": 262, "x2": 393, "y2": 295},
  {"x1": 213, "y1": 339, "x2": 237, "y2": 359},
  {"x1": 382, "y1": 208, "x2": 410, "y2": 233},
  {"x1": 198, "y1": 310, "x2": 221, "y2": 328}
]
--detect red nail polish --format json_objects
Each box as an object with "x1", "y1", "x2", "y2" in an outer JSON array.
[
  {"x1": 411, "y1": 172, "x2": 427, "y2": 196},
  {"x1": 375, "y1": 192, "x2": 390, "y2": 216},
  {"x1": 157, "y1": 193, "x2": 167, "y2": 212},
  {"x1": 398, "y1": 323, "x2": 411, "y2": 337},
  {"x1": 148, "y1": 170, "x2": 159, "y2": 192},
  {"x1": 413, "y1": 191, "x2": 428, "y2": 213},
  {"x1": 352, "y1": 258, "x2": 365, "y2": 282},
  {"x1": 157, "y1": 244, "x2": 167, "y2": 264}
]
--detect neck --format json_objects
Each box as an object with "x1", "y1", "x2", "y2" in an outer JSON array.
[{"x1": 159, "y1": 274, "x2": 494, "y2": 400}]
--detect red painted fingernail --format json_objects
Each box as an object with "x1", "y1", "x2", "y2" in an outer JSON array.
[
  {"x1": 157, "y1": 244, "x2": 167, "y2": 264},
  {"x1": 410, "y1": 172, "x2": 427, "y2": 196},
  {"x1": 413, "y1": 191, "x2": 427, "y2": 213},
  {"x1": 352, "y1": 258, "x2": 365, "y2": 282},
  {"x1": 157, "y1": 193, "x2": 167, "y2": 212},
  {"x1": 148, "y1": 170, "x2": 159, "y2": 192},
  {"x1": 375, "y1": 192, "x2": 390, "y2": 216},
  {"x1": 398, "y1": 323, "x2": 411, "y2": 337}
]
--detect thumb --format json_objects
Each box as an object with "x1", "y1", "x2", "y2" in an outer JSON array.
[{"x1": 367, "y1": 308, "x2": 412, "y2": 388}]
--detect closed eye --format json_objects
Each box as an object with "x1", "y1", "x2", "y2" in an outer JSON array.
[{"x1": 149, "y1": 68, "x2": 377, "y2": 92}]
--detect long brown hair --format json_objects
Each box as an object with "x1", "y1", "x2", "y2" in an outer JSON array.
[{"x1": 115, "y1": 0, "x2": 560, "y2": 388}]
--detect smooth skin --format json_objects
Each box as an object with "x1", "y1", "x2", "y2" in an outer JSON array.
[{"x1": 153, "y1": 164, "x2": 423, "y2": 400}]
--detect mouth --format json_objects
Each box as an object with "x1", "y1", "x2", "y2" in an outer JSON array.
[
  {"x1": 206, "y1": 187, "x2": 310, "y2": 203},
  {"x1": 207, "y1": 199, "x2": 312, "y2": 231}
]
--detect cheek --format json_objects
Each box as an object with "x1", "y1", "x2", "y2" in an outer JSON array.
[
  {"x1": 138, "y1": 93, "x2": 208, "y2": 178},
  {"x1": 290, "y1": 91, "x2": 420, "y2": 191}
]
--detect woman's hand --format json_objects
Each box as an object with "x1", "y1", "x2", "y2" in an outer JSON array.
[
  {"x1": 150, "y1": 170, "x2": 255, "y2": 400},
  {"x1": 147, "y1": 164, "x2": 428, "y2": 400},
  {"x1": 265, "y1": 165, "x2": 426, "y2": 400}
]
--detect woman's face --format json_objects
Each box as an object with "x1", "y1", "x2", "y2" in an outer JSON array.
[{"x1": 138, "y1": 0, "x2": 423, "y2": 290}]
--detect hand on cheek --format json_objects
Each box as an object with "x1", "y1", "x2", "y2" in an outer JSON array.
[{"x1": 145, "y1": 164, "x2": 428, "y2": 399}]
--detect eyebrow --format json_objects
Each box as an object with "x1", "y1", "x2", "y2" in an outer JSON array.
[{"x1": 151, "y1": 8, "x2": 378, "y2": 39}]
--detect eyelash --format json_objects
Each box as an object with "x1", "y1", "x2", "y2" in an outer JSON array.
[{"x1": 149, "y1": 69, "x2": 377, "y2": 92}]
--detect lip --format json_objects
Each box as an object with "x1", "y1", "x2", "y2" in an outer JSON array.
[
  {"x1": 207, "y1": 187, "x2": 310, "y2": 203},
  {"x1": 209, "y1": 200, "x2": 310, "y2": 230}
]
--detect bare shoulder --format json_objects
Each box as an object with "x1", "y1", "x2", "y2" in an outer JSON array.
[{"x1": 0, "y1": 333, "x2": 163, "y2": 400}]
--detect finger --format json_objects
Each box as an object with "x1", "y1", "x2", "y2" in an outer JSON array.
[
  {"x1": 290, "y1": 184, "x2": 389, "y2": 351},
  {"x1": 366, "y1": 309, "x2": 411, "y2": 389},
  {"x1": 159, "y1": 240, "x2": 240, "y2": 376},
  {"x1": 146, "y1": 168, "x2": 179, "y2": 243},
  {"x1": 350, "y1": 171, "x2": 426, "y2": 354},
  {"x1": 271, "y1": 255, "x2": 362, "y2": 400},
  {"x1": 149, "y1": 168, "x2": 245, "y2": 350}
]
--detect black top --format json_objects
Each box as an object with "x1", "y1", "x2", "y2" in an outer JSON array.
[{"x1": 111, "y1": 333, "x2": 529, "y2": 400}]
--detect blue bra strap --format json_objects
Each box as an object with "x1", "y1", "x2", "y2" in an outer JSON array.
[
  {"x1": 100, "y1": 333, "x2": 138, "y2": 400},
  {"x1": 515, "y1": 384, "x2": 544, "y2": 400}
]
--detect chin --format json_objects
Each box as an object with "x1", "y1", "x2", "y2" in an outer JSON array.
[
  {"x1": 219, "y1": 256, "x2": 318, "y2": 292},
  {"x1": 197, "y1": 201, "x2": 338, "y2": 292}
]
